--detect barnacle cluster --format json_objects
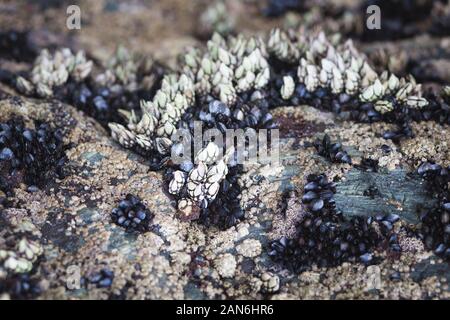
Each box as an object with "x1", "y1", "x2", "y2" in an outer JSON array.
[
  {"x1": 16, "y1": 48, "x2": 93, "y2": 98},
  {"x1": 167, "y1": 142, "x2": 233, "y2": 221},
  {"x1": 199, "y1": 0, "x2": 235, "y2": 37},
  {"x1": 417, "y1": 162, "x2": 450, "y2": 260},
  {"x1": 0, "y1": 219, "x2": 43, "y2": 299},
  {"x1": 181, "y1": 32, "x2": 270, "y2": 105},
  {"x1": 108, "y1": 73, "x2": 195, "y2": 156},
  {"x1": 13, "y1": 46, "x2": 165, "y2": 127},
  {"x1": 269, "y1": 174, "x2": 402, "y2": 272},
  {"x1": 111, "y1": 194, "x2": 155, "y2": 233},
  {"x1": 269, "y1": 29, "x2": 427, "y2": 109},
  {"x1": 266, "y1": 28, "x2": 438, "y2": 140},
  {"x1": 0, "y1": 118, "x2": 67, "y2": 196}
]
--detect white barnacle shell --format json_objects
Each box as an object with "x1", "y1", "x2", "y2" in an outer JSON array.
[
  {"x1": 350, "y1": 56, "x2": 363, "y2": 73},
  {"x1": 236, "y1": 71, "x2": 256, "y2": 92},
  {"x1": 395, "y1": 83, "x2": 413, "y2": 101},
  {"x1": 201, "y1": 57, "x2": 214, "y2": 75},
  {"x1": 173, "y1": 93, "x2": 187, "y2": 111},
  {"x1": 18, "y1": 238, "x2": 42, "y2": 261},
  {"x1": 184, "y1": 51, "x2": 198, "y2": 69},
  {"x1": 218, "y1": 47, "x2": 232, "y2": 65},
  {"x1": 156, "y1": 121, "x2": 177, "y2": 137},
  {"x1": 187, "y1": 180, "x2": 205, "y2": 202},
  {"x1": 280, "y1": 75, "x2": 295, "y2": 100},
  {"x1": 360, "y1": 79, "x2": 384, "y2": 102},
  {"x1": 361, "y1": 62, "x2": 378, "y2": 86},
  {"x1": 319, "y1": 69, "x2": 329, "y2": 87},
  {"x1": 36, "y1": 83, "x2": 53, "y2": 98},
  {"x1": 372, "y1": 79, "x2": 384, "y2": 98},
  {"x1": 164, "y1": 103, "x2": 179, "y2": 121},
  {"x1": 321, "y1": 59, "x2": 336, "y2": 74},
  {"x1": 16, "y1": 76, "x2": 34, "y2": 95},
  {"x1": 345, "y1": 70, "x2": 360, "y2": 95},
  {"x1": 374, "y1": 100, "x2": 394, "y2": 114},
  {"x1": 206, "y1": 159, "x2": 228, "y2": 184},
  {"x1": 331, "y1": 67, "x2": 343, "y2": 94},
  {"x1": 189, "y1": 162, "x2": 208, "y2": 183},
  {"x1": 135, "y1": 112, "x2": 157, "y2": 135},
  {"x1": 385, "y1": 73, "x2": 400, "y2": 94},
  {"x1": 443, "y1": 86, "x2": 450, "y2": 97},
  {"x1": 254, "y1": 67, "x2": 270, "y2": 89},
  {"x1": 204, "y1": 181, "x2": 220, "y2": 201},
  {"x1": 108, "y1": 123, "x2": 136, "y2": 148},
  {"x1": 297, "y1": 59, "x2": 308, "y2": 82},
  {"x1": 169, "y1": 170, "x2": 186, "y2": 195},
  {"x1": 177, "y1": 198, "x2": 200, "y2": 220},
  {"x1": 305, "y1": 65, "x2": 319, "y2": 92},
  {"x1": 135, "y1": 134, "x2": 153, "y2": 151},
  {"x1": 154, "y1": 90, "x2": 168, "y2": 109},
  {"x1": 242, "y1": 56, "x2": 253, "y2": 72},
  {"x1": 406, "y1": 96, "x2": 428, "y2": 109},
  {"x1": 219, "y1": 83, "x2": 237, "y2": 105},
  {"x1": 155, "y1": 137, "x2": 172, "y2": 154},
  {"x1": 196, "y1": 142, "x2": 220, "y2": 164}
]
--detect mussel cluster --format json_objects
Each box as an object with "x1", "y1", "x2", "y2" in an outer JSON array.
[
  {"x1": 312, "y1": 134, "x2": 352, "y2": 164},
  {"x1": 263, "y1": 0, "x2": 306, "y2": 17},
  {"x1": 269, "y1": 174, "x2": 402, "y2": 272},
  {"x1": 417, "y1": 162, "x2": 450, "y2": 260},
  {"x1": 111, "y1": 194, "x2": 155, "y2": 233},
  {"x1": 87, "y1": 268, "x2": 115, "y2": 289},
  {"x1": 0, "y1": 117, "x2": 67, "y2": 196},
  {"x1": 0, "y1": 30, "x2": 37, "y2": 62},
  {"x1": 0, "y1": 273, "x2": 42, "y2": 299}
]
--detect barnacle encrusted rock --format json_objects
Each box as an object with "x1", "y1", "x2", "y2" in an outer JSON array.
[
  {"x1": 1, "y1": 2, "x2": 450, "y2": 300},
  {"x1": 214, "y1": 253, "x2": 237, "y2": 278}
]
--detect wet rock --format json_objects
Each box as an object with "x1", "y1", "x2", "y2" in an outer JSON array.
[{"x1": 334, "y1": 169, "x2": 436, "y2": 225}]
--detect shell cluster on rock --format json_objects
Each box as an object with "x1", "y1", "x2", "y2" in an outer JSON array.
[
  {"x1": 312, "y1": 134, "x2": 352, "y2": 164},
  {"x1": 417, "y1": 162, "x2": 450, "y2": 260},
  {"x1": 111, "y1": 194, "x2": 155, "y2": 233},
  {"x1": 269, "y1": 173, "x2": 403, "y2": 271},
  {"x1": 14, "y1": 47, "x2": 165, "y2": 128},
  {"x1": 0, "y1": 218, "x2": 43, "y2": 299},
  {"x1": 16, "y1": 48, "x2": 93, "y2": 98},
  {"x1": 0, "y1": 118, "x2": 67, "y2": 196}
]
